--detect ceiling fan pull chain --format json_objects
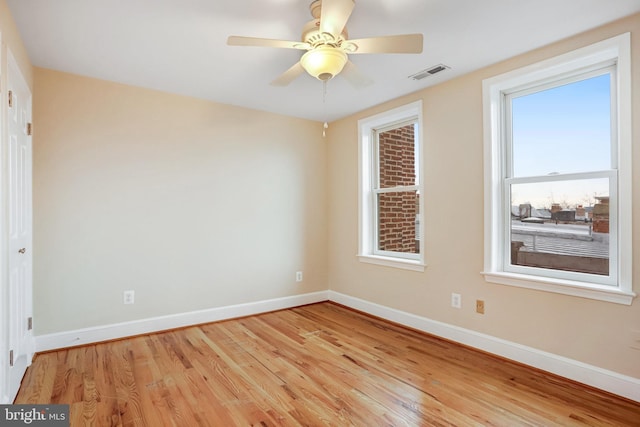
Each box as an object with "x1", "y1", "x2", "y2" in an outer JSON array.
[{"x1": 322, "y1": 80, "x2": 329, "y2": 138}]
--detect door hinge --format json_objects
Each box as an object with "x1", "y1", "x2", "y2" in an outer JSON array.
[
  {"x1": 8, "y1": 90, "x2": 13, "y2": 108},
  {"x1": 28, "y1": 317, "x2": 33, "y2": 330},
  {"x1": 27, "y1": 122, "x2": 32, "y2": 136},
  {"x1": 9, "y1": 350, "x2": 14, "y2": 367}
]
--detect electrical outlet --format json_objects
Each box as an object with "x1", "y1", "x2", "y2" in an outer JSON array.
[
  {"x1": 123, "y1": 290, "x2": 135, "y2": 305},
  {"x1": 451, "y1": 293, "x2": 461, "y2": 309},
  {"x1": 476, "y1": 299, "x2": 485, "y2": 314},
  {"x1": 296, "y1": 271, "x2": 303, "y2": 282}
]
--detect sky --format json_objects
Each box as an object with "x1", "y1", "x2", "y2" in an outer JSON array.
[{"x1": 509, "y1": 72, "x2": 611, "y2": 208}]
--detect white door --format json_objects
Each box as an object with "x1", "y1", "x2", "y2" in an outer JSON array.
[
  {"x1": 0, "y1": 31, "x2": 5, "y2": 405},
  {"x1": 6, "y1": 49, "x2": 34, "y2": 403}
]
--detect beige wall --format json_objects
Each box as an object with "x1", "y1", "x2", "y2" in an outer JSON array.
[
  {"x1": 327, "y1": 13, "x2": 640, "y2": 379},
  {"x1": 33, "y1": 68, "x2": 328, "y2": 334}
]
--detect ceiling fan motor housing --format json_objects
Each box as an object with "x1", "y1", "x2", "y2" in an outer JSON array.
[{"x1": 301, "y1": 19, "x2": 348, "y2": 47}]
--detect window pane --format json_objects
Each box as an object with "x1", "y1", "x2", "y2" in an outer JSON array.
[
  {"x1": 378, "y1": 124, "x2": 417, "y2": 188},
  {"x1": 511, "y1": 74, "x2": 611, "y2": 177},
  {"x1": 509, "y1": 178, "x2": 609, "y2": 276},
  {"x1": 377, "y1": 191, "x2": 419, "y2": 254}
]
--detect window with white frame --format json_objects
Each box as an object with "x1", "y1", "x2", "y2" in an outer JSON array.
[
  {"x1": 482, "y1": 33, "x2": 634, "y2": 304},
  {"x1": 358, "y1": 101, "x2": 424, "y2": 271}
]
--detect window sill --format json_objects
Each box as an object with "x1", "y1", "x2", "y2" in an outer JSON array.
[
  {"x1": 358, "y1": 254, "x2": 425, "y2": 272},
  {"x1": 482, "y1": 271, "x2": 635, "y2": 305}
]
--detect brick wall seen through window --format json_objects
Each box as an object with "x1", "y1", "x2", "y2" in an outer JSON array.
[{"x1": 377, "y1": 124, "x2": 419, "y2": 253}]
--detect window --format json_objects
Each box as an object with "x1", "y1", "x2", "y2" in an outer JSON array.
[
  {"x1": 482, "y1": 34, "x2": 634, "y2": 304},
  {"x1": 358, "y1": 101, "x2": 424, "y2": 271}
]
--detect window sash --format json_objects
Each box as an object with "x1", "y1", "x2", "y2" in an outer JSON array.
[
  {"x1": 504, "y1": 65, "x2": 618, "y2": 179},
  {"x1": 373, "y1": 120, "x2": 419, "y2": 190},
  {"x1": 502, "y1": 170, "x2": 618, "y2": 286},
  {"x1": 372, "y1": 186, "x2": 420, "y2": 260}
]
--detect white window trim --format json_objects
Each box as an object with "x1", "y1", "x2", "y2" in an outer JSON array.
[
  {"x1": 482, "y1": 33, "x2": 634, "y2": 305},
  {"x1": 358, "y1": 100, "x2": 425, "y2": 271}
]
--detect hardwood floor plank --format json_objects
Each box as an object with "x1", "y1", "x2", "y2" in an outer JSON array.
[
  {"x1": 237, "y1": 316, "x2": 400, "y2": 425},
  {"x1": 287, "y1": 306, "x2": 531, "y2": 425},
  {"x1": 291, "y1": 304, "x2": 621, "y2": 426},
  {"x1": 13, "y1": 352, "x2": 56, "y2": 403},
  {"x1": 69, "y1": 398, "x2": 122, "y2": 427},
  {"x1": 196, "y1": 324, "x2": 304, "y2": 426},
  {"x1": 280, "y1": 308, "x2": 503, "y2": 426},
  {"x1": 15, "y1": 302, "x2": 640, "y2": 426}
]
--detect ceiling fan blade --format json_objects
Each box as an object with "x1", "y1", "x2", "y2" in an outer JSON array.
[
  {"x1": 227, "y1": 36, "x2": 310, "y2": 50},
  {"x1": 341, "y1": 61, "x2": 374, "y2": 89},
  {"x1": 271, "y1": 62, "x2": 306, "y2": 86},
  {"x1": 346, "y1": 34, "x2": 424, "y2": 54},
  {"x1": 319, "y1": 0, "x2": 355, "y2": 40}
]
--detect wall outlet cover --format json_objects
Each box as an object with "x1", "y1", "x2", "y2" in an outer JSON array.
[{"x1": 451, "y1": 293, "x2": 461, "y2": 309}]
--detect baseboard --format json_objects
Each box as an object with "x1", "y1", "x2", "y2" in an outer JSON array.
[
  {"x1": 328, "y1": 291, "x2": 640, "y2": 403},
  {"x1": 34, "y1": 289, "x2": 640, "y2": 403},
  {"x1": 35, "y1": 291, "x2": 329, "y2": 353}
]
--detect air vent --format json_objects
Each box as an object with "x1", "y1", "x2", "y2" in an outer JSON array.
[{"x1": 409, "y1": 64, "x2": 450, "y2": 81}]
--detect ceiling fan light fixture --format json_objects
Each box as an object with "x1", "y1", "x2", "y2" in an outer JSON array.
[{"x1": 300, "y1": 46, "x2": 348, "y2": 81}]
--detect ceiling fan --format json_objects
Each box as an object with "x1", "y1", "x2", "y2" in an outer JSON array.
[{"x1": 227, "y1": 0, "x2": 423, "y2": 87}]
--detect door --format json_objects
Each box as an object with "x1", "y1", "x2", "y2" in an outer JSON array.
[{"x1": 6, "y1": 49, "x2": 34, "y2": 403}]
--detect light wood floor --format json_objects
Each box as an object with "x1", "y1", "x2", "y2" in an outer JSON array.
[{"x1": 15, "y1": 302, "x2": 640, "y2": 426}]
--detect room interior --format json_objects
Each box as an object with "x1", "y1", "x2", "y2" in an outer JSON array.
[{"x1": 1, "y1": 0, "x2": 639, "y2": 417}]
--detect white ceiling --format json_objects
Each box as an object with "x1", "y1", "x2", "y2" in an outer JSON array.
[{"x1": 7, "y1": 0, "x2": 640, "y2": 122}]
